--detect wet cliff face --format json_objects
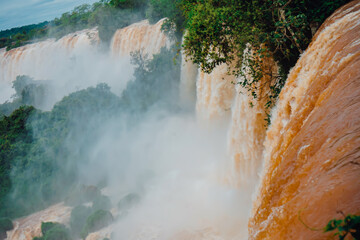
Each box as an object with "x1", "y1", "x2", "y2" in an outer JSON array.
[{"x1": 249, "y1": 1, "x2": 360, "y2": 239}]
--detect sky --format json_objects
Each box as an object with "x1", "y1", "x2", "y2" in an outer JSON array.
[{"x1": 0, "y1": 0, "x2": 98, "y2": 31}]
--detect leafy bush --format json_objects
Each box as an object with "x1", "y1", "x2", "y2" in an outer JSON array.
[
  {"x1": 0, "y1": 218, "x2": 13, "y2": 232},
  {"x1": 41, "y1": 222, "x2": 61, "y2": 236},
  {"x1": 33, "y1": 237, "x2": 44, "y2": 240},
  {"x1": 70, "y1": 205, "x2": 92, "y2": 237},
  {"x1": 0, "y1": 75, "x2": 48, "y2": 116},
  {"x1": 0, "y1": 83, "x2": 121, "y2": 219},
  {"x1": 159, "y1": 0, "x2": 351, "y2": 107},
  {"x1": 121, "y1": 47, "x2": 181, "y2": 112},
  {"x1": 43, "y1": 225, "x2": 71, "y2": 240},
  {"x1": 33, "y1": 222, "x2": 71, "y2": 240},
  {"x1": 81, "y1": 210, "x2": 113, "y2": 239}
]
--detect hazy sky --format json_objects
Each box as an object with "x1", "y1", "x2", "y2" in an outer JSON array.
[{"x1": 0, "y1": 0, "x2": 98, "y2": 31}]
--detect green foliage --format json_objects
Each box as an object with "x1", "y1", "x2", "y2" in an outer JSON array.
[
  {"x1": 122, "y1": 47, "x2": 181, "y2": 112},
  {"x1": 81, "y1": 210, "x2": 113, "y2": 239},
  {"x1": 69, "y1": 194, "x2": 112, "y2": 237},
  {"x1": 0, "y1": 22, "x2": 49, "y2": 50},
  {"x1": 0, "y1": 75, "x2": 48, "y2": 116},
  {"x1": 70, "y1": 205, "x2": 92, "y2": 237},
  {"x1": 0, "y1": 218, "x2": 13, "y2": 232},
  {"x1": 0, "y1": 83, "x2": 122, "y2": 219},
  {"x1": 324, "y1": 214, "x2": 360, "y2": 240},
  {"x1": 33, "y1": 237, "x2": 44, "y2": 240},
  {"x1": 0, "y1": 106, "x2": 35, "y2": 217},
  {"x1": 0, "y1": 12, "x2": 181, "y2": 219},
  {"x1": 169, "y1": 0, "x2": 351, "y2": 107},
  {"x1": 38, "y1": 222, "x2": 71, "y2": 240},
  {"x1": 146, "y1": 0, "x2": 185, "y2": 39},
  {"x1": 89, "y1": 4, "x2": 144, "y2": 45},
  {"x1": 41, "y1": 222, "x2": 62, "y2": 236},
  {"x1": 33, "y1": 222, "x2": 71, "y2": 240},
  {"x1": 1, "y1": 0, "x2": 149, "y2": 49},
  {"x1": 109, "y1": 0, "x2": 147, "y2": 9}
]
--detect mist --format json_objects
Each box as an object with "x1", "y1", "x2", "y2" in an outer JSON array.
[{"x1": 0, "y1": 16, "x2": 252, "y2": 240}]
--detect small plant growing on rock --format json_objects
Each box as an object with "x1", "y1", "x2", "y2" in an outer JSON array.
[
  {"x1": 299, "y1": 211, "x2": 360, "y2": 239},
  {"x1": 33, "y1": 222, "x2": 71, "y2": 240},
  {"x1": 324, "y1": 214, "x2": 360, "y2": 240}
]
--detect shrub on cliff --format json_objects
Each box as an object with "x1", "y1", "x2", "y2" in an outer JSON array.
[
  {"x1": 33, "y1": 222, "x2": 71, "y2": 240},
  {"x1": 43, "y1": 225, "x2": 71, "y2": 240},
  {"x1": 324, "y1": 214, "x2": 360, "y2": 240},
  {"x1": 0, "y1": 218, "x2": 13, "y2": 231},
  {"x1": 70, "y1": 205, "x2": 92, "y2": 237},
  {"x1": 81, "y1": 210, "x2": 113, "y2": 239},
  {"x1": 0, "y1": 217, "x2": 13, "y2": 238},
  {"x1": 152, "y1": 0, "x2": 351, "y2": 107}
]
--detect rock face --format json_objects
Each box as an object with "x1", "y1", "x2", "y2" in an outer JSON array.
[{"x1": 249, "y1": 1, "x2": 360, "y2": 239}]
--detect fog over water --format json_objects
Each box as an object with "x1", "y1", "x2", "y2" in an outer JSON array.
[{"x1": 1, "y1": 18, "x2": 252, "y2": 239}]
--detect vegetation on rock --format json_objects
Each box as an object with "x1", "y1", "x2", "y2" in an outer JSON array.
[
  {"x1": 324, "y1": 214, "x2": 360, "y2": 240},
  {"x1": 32, "y1": 222, "x2": 71, "y2": 240},
  {"x1": 81, "y1": 210, "x2": 113, "y2": 239},
  {"x1": 149, "y1": 0, "x2": 351, "y2": 106}
]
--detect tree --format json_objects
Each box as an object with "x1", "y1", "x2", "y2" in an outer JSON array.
[{"x1": 172, "y1": 0, "x2": 351, "y2": 106}]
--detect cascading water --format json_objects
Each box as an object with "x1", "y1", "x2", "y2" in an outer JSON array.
[
  {"x1": 0, "y1": 18, "x2": 171, "y2": 109},
  {"x1": 0, "y1": 28, "x2": 99, "y2": 84},
  {"x1": 195, "y1": 63, "x2": 235, "y2": 121},
  {"x1": 179, "y1": 46, "x2": 198, "y2": 110},
  {"x1": 2, "y1": 1, "x2": 359, "y2": 239},
  {"x1": 249, "y1": 1, "x2": 360, "y2": 239},
  {"x1": 110, "y1": 19, "x2": 172, "y2": 58},
  {"x1": 225, "y1": 50, "x2": 277, "y2": 188}
]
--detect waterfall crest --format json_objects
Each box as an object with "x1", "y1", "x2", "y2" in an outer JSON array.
[
  {"x1": 0, "y1": 28, "x2": 99, "y2": 84},
  {"x1": 110, "y1": 19, "x2": 172, "y2": 58}
]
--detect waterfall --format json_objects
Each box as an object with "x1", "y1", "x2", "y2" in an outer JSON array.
[
  {"x1": 195, "y1": 63, "x2": 235, "y2": 121},
  {"x1": 110, "y1": 18, "x2": 172, "y2": 58},
  {"x1": 249, "y1": 1, "x2": 360, "y2": 239},
  {"x1": 225, "y1": 50, "x2": 277, "y2": 187},
  {"x1": 179, "y1": 48, "x2": 198, "y2": 110},
  {"x1": 0, "y1": 18, "x2": 173, "y2": 108},
  {"x1": 2, "y1": 1, "x2": 359, "y2": 239},
  {"x1": 0, "y1": 28, "x2": 99, "y2": 84}
]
